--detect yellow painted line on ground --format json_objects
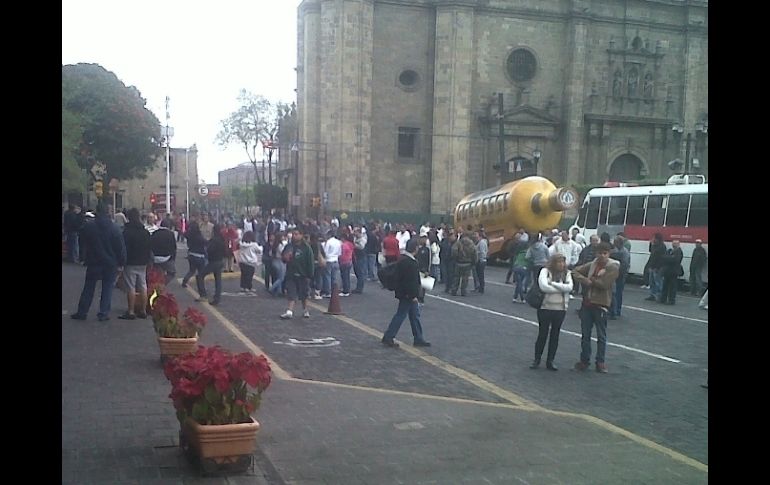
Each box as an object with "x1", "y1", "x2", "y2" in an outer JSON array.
[
  {"x1": 182, "y1": 285, "x2": 292, "y2": 380},
  {"x1": 283, "y1": 377, "x2": 708, "y2": 472},
  {"x1": 247, "y1": 275, "x2": 706, "y2": 473},
  {"x1": 284, "y1": 377, "x2": 523, "y2": 409}
]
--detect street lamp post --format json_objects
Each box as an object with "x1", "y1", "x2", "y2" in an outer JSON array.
[
  {"x1": 185, "y1": 144, "x2": 196, "y2": 217},
  {"x1": 533, "y1": 148, "x2": 541, "y2": 175},
  {"x1": 672, "y1": 121, "x2": 708, "y2": 176},
  {"x1": 164, "y1": 96, "x2": 171, "y2": 215}
]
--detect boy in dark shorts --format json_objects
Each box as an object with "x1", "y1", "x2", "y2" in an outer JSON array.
[{"x1": 280, "y1": 229, "x2": 315, "y2": 319}]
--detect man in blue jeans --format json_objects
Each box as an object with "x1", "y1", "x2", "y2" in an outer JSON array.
[
  {"x1": 70, "y1": 203, "x2": 127, "y2": 322},
  {"x1": 570, "y1": 243, "x2": 619, "y2": 373},
  {"x1": 382, "y1": 238, "x2": 431, "y2": 348}
]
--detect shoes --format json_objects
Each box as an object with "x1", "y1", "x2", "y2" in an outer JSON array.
[
  {"x1": 181, "y1": 283, "x2": 188, "y2": 288},
  {"x1": 574, "y1": 361, "x2": 589, "y2": 371},
  {"x1": 460, "y1": 292, "x2": 467, "y2": 297},
  {"x1": 381, "y1": 339, "x2": 399, "y2": 348},
  {"x1": 546, "y1": 363, "x2": 558, "y2": 371},
  {"x1": 208, "y1": 299, "x2": 220, "y2": 306},
  {"x1": 640, "y1": 285, "x2": 649, "y2": 289},
  {"x1": 313, "y1": 295, "x2": 323, "y2": 300},
  {"x1": 413, "y1": 340, "x2": 431, "y2": 347},
  {"x1": 322, "y1": 294, "x2": 331, "y2": 298},
  {"x1": 97, "y1": 315, "x2": 110, "y2": 322},
  {"x1": 700, "y1": 305, "x2": 708, "y2": 310},
  {"x1": 339, "y1": 292, "x2": 350, "y2": 297},
  {"x1": 118, "y1": 313, "x2": 136, "y2": 320},
  {"x1": 596, "y1": 362, "x2": 608, "y2": 373},
  {"x1": 644, "y1": 296, "x2": 657, "y2": 301},
  {"x1": 351, "y1": 289, "x2": 363, "y2": 294},
  {"x1": 70, "y1": 313, "x2": 86, "y2": 320},
  {"x1": 478, "y1": 289, "x2": 484, "y2": 294},
  {"x1": 569, "y1": 295, "x2": 575, "y2": 300},
  {"x1": 303, "y1": 310, "x2": 310, "y2": 318},
  {"x1": 529, "y1": 359, "x2": 540, "y2": 369},
  {"x1": 280, "y1": 310, "x2": 293, "y2": 319},
  {"x1": 137, "y1": 313, "x2": 148, "y2": 319}
]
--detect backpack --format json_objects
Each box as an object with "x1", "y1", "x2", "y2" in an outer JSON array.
[
  {"x1": 378, "y1": 262, "x2": 399, "y2": 291},
  {"x1": 525, "y1": 280, "x2": 544, "y2": 309}
]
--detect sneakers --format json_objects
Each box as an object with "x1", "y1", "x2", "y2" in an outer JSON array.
[
  {"x1": 339, "y1": 292, "x2": 350, "y2": 297},
  {"x1": 596, "y1": 363, "x2": 608, "y2": 373},
  {"x1": 118, "y1": 313, "x2": 136, "y2": 320},
  {"x1": 546, "y1": 363, "x2": 558, "y2": 371},
  {"x1": 529, "y1": 359, "x2": 540, "y2": 369},
  {"x1": 381, "y1": 339, "x2": 399, "y2": 348},
  {"x1": 313, "y1": 294, "x2": 323, "y2": 300},
  {"x1": 303, "y1": 310, "x2": 310, "y2": 319},
  {"x1": 574, "y1": 361, "x2": 589, "y2": 371},
  {"x1": 640, "y1": 285, "x2": 650, "y2": 289},
  {"x1": 413, "y1": 340, "x2": 431, "y2": 347},
  {"x1": 70, "y1": 313, "x2": 87, "y2": 320},
  {"x1": 280, "y1": 310, "x2": 293, "y2": 320}
]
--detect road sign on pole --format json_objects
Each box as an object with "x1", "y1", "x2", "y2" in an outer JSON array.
[{"x1": 198, "y1": 185, "x2": 209, "y2": 197}]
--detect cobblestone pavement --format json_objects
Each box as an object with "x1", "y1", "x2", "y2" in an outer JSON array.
[{"x1": 62, "y1": 259, "x2": 707, "y2": 484}]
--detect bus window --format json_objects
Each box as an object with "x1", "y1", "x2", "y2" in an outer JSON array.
[
  {"x1": 608, "y1": 196, "x2": 628, "y2": 225},
  {"x1": 688, "y1": 193, "x2": 708, "y2": 227},
  {"x1": 598, "y1": 197, "x2": 610, "y2": 226},
  {"x1": 503, "y1": 194, "x2": 509, "y2": 212},
  {"x1": 626, "y1": 196, "x2": 645, "y2": 225},
  {"x1": 576, "y1": 199, "x2": 588, "y2": 227},
  {"x1": 481, "y1": 198, "x2": 488, "y2": 216},
  {"x1": 665, "y1": 194, "x2": 690, "y2": 226},
  {"x1": 585, "y1": 196, "x2": 600, "y2": 229},
  {"x1": 645, "y1": 195, "x2": 666, "y2": 226}
]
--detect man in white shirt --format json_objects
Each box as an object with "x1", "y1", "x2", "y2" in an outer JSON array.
[
  {"x1": 322, "y1": 230, "x2": 342, "y2": 297},
  {"x1": 397, "y1": 226, "x2": 411, "y2": 253},
  {"x1": 549, "y1": 231, "x2": 581, "y2": 268}
]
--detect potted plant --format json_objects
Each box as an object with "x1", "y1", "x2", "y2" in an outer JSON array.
[
  {"x1": 146, "y1": 265, "x2": 167, "y2": 310},
  {"x1": 164, "y1": 346, "x2": 272, "y2": 474},
  {"x1": 152, "y1": 293, "x2": 207, "y2": 362}
]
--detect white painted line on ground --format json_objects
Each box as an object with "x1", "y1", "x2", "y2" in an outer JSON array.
[
  {"x1": 485, "y1": 280, "x2": 707, "y2": 324},
  {"x1": 426, "y1": 294, "x2": 681, "y2": 363}
]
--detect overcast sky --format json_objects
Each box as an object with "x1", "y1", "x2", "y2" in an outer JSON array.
[{"x1": 62, "y1": 0, "x2": 300, "y2": 184}]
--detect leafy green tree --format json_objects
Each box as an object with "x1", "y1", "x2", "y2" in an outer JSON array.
[
  {"x1": 62, "y1": 63, "x2": 162, "y2": 183},
  {"x1": 62, "y1": 97, "x2": 87, "y2": 193}
]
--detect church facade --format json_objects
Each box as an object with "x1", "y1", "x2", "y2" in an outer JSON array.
[{"x1": 295, "y1": 0, "x2": 708, "y2": 220}]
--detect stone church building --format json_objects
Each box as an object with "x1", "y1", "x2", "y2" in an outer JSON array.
[{"x1": 295, "y1": 0, "x2": 708, "y2": 220}]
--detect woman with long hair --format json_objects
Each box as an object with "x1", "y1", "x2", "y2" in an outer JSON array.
[
  {"x1": 199, "y1": 224, "x2": 226, "y2": 306},
  {"x1": 238, "y1": 230, "x2": 262, "y2": 293},
  {"x1": 268, "y1": 231, "x2": 288, "y2": 296},
  {"x1": 530, "y1": 253, "x2": 573, "y2": 371}
]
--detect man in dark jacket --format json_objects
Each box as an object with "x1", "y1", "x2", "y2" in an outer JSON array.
[
  {"x1": 119, "y1": 208, "x2": 152, "y2": 319},
  {"x1": 440, "y1": 231, "x2": 455, "y2": 289},
  {"x1": 63, "y1": 204, "x2": 84, "y2": 263},
  {"x1": 661, "y1": 240, "x2": 684, "y2": 305},
  {"x1": 645, "y1": 233, "x2": 667, "y2": 302},
  {"x1": 690, "y1": 239, "x2": 707, "y2": 296},
  {"x1": 70, "y1": 203, "x2": 127, "y2": 322},
  {"x1": 280, "y1": 228, "x2": 315, "y2": 319},
  {"x1": 381, "y1": 238, "x2": 431, "y2": 348}
]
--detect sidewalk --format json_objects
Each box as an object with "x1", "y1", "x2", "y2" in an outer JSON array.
[{"x1": 62, "y1": 262, "x2": 707, "y2": 484}]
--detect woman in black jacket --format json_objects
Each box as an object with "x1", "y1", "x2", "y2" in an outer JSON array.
[
  {"x1": 181, "y1": 221, "x2": 207, "y2": 297},
  {"x1": 199, "y1": 224, "x2": 226, "y2": 305}
]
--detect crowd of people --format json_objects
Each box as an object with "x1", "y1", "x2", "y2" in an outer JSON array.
[{"x1": 63, "y1": 204, "x2": 706, "y2": 373}]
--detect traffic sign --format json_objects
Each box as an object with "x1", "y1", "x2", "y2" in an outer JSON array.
[{"x1": 198, "y1": 185, "x2": 209, "y2": 197}]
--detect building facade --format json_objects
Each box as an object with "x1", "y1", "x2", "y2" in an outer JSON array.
[
  {"x1": 121, "y1": 146, "x2": 200, "y2": 216},
  {"x1": 296, "y1": 0, "x2": 708, "y2": 219}
]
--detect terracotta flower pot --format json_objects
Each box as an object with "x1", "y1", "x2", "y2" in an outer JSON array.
[
  {"x1": 157, "y1": 335, "x2": 198, "y2": 363},
  {"x1": 181, "y1": 417, "x2": 260, "y2": 474}
]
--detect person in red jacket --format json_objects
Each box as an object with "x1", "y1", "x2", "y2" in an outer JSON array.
[
  {"x1": 382, "y1": 230, "x2": 400, "y2": 264},
  {"x1": 222, "y1": 223, "x2": 239, "y2": 272}
]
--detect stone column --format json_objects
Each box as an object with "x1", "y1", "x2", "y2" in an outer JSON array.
[
  {"x1": 430, "y1": 5, "x2": 475, "y2": 215},
  {"x1": 319, "y1": 0, "x2": 373, "y2": 215},
  {"x1": 562, "y1": 6, "x2": 589, "y2": 183},
  {"x1": 298, "y1": 0, "x2": 321, "y2": 205}
]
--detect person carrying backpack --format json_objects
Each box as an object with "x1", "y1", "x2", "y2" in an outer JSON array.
[{"x1": 381, "y1": 238, "x2": 431, "y2": 348}]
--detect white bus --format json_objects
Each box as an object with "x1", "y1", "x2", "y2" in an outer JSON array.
[{"x1": 571, "y1": 178, "x2": 707, "y2": 284}]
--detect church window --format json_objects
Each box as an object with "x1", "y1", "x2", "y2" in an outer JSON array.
[
  {"x1": 397, "y1": 127, "x2": 419, "y2": 160},
  {"x1": 506, "y1": 49, "x2": 537, "y2": 82}
]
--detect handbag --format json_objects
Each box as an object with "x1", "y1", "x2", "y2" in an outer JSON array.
[
  {"x1": 525, "y1": 280, "x2": 544, "y2": 309},
  {"x1": 317, "y1": 252, "x2": 327, "y2": 268}
]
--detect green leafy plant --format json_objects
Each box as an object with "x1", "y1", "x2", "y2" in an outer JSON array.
[
  {"x1": 164, "y1": 346, "x2": 272, "y2": 425},
  {"x1": 152, "y1": 293, "x2": 206, "y2": 338}
]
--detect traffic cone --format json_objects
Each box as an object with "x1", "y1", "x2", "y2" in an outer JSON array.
[{"x1": 325, "y1": 283, "x2": 344, "y2": 315}]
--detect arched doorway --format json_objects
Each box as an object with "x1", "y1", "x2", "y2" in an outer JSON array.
[{"x1": 608, "y1": 154, "x2": 643, "y2": 182}]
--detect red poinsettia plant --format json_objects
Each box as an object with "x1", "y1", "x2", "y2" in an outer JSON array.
[
  {"x1": 146, "y1": 265, "x2": 167, "y2": 300},
  {"x1": 152, "y1": 293, "x2": 207, "y2": 338},
  {"x1": 164, "y1": 346, "x2": 272, "y2": 425}
]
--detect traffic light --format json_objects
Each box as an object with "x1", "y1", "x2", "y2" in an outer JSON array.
[
  {"x1": 94, "y1": 181, "x2": 104, "y2": 197},
  {"x1": 150, "y1": 193, "x2": 157, "y2": 205}
]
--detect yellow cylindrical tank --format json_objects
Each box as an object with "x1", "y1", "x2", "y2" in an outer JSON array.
[{"x1": 454, "y1": 176, "x2": 578, "y2": 249}]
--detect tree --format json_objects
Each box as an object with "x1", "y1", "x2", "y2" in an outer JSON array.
[
  {"x1": 216, "y1": 90, "x2": 274, "y2": 185},
  {"x1": 62, "y1": 63, "x2": 162, "y2": 183},
  {"x1": 217, "y1": 91, "x2": 290, "y2": 212},
  {"x1": 62, "y1": 97, "x2": 87, "y2": 194}
]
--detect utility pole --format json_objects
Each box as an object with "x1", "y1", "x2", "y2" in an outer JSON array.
[
  {"x1": 684, "y1": 133, "x2": 692, "y2": 175},
  {"x1": 165, "y1": 96, "x2": 171, "y2": 215},
  {"x1": 497, "y1": 93, "x2": 505, "y2": 178}
]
